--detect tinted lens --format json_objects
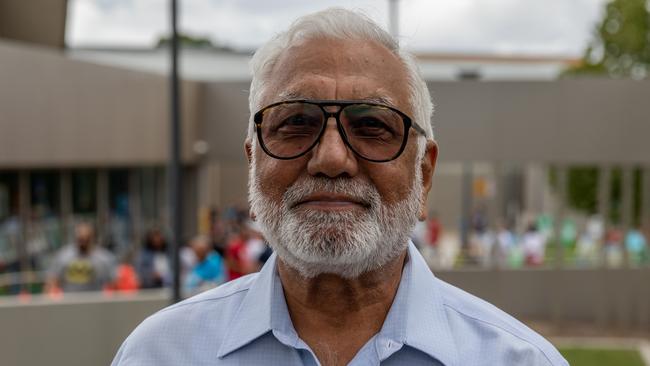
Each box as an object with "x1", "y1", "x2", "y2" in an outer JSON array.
[
  {"x1": 340, "y1": 104, "x2": 405, "y2": 161},
  {"x1": 259, "y1": 102, "x2": 324, "y2": 158}
]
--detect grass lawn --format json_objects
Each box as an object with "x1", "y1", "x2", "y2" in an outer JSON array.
[{"x1": 559, "y1": 347, "x2": 645, "y2": 366}]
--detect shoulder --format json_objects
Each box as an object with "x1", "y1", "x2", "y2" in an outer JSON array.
[
  {"x1": 154, "y1": 272, "x2": 256, "y2": 319},
  {"x1": 436, "y1": 278, "x2": 568, "y2": 366},
  {"x1": 112, "y1": 273, "x2": 258, "y2": 365},
  {"x1": 94, "y1": 247, "x2": 116, "y2": 260},
  {"x1": 54, "y1": 245, "x2": 76, "y2": 262}
]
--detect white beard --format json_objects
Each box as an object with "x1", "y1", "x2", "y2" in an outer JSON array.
[{"x1": 249, "y1": 161, "x2": 423, "y2": 279}]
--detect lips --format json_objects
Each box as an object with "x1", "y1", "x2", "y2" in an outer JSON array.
[{"x1": 293, "y1": 193, "x2": 370, "y2": 209}]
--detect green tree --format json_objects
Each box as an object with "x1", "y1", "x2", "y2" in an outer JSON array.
[
  {"x1": 156, "y1": 33, "x2": 231, "y2": 50},
  {"x1": 565, "y1": 0, "x2": 650, "y2": 78}
]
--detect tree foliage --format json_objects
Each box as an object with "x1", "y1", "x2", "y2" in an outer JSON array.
[
  {"x1": 156, "y1": 33, "x2": 232, "y2": 51},
  {"x1": 567, "y1": 167, "x2": 599, "y2": 215},
  {"x1": 565, "y1": 0, "x2": 650, "y2": 78}
]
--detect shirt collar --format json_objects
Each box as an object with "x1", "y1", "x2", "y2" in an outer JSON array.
[
  {"x1": 217, "y1": 253, "x2": 279, "y2": 358},
  {"x1": 398, "y1": 242, "x2": 459, "y2": 366},
  {"x1": 218, "y1": 243, "x2": 459, "y2": 366}
]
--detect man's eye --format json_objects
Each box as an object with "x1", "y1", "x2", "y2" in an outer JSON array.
[
  {"x1": 283, "y1": 114, "x2": 312, "y2": 126},
  {"x1": 349, "y1": 118, "x2": 393, "y2": 136},
  {"x1": 275, "y1": 114, "x2": 320, "y2": 133}
]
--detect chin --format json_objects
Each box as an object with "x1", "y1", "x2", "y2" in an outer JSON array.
[{"x1": 267, "y1": 230, "x2": 410, "y2": 279}]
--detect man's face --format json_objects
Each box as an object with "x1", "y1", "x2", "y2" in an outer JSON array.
[
  {"x1": 248, "y1": 37, "x2": 433, "y2": 278},
  {"x1": 75, "y1": 224, "x2": 94, "y2": 254}
]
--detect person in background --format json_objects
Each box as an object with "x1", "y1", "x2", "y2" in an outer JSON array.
[
  {"x1": 466, "y1": 206, "x2": 490, "y2": 265},
  {"x1": 575, "y1": 217, "x2": 604, "y2": 268},
  {"x1": 224, "y1": 225, "x2": 253, "y2": 280},
  {"x1": 410, "y1": 219, "x2": 427, "y2": 250},
  {"x1": 522, "y1": 222, "x2": 546, "y2": 266},
  {"x1": 494, "y1": 219, "x2": 516, "y2": 269},
  {"x1": 428, "y1": 211, "x2": 442, "y2": 248},
  {"x1": 420, "y1": 212, "x2": 442, "y2": 267},
  {"x1": 208, "y1": 207, "x2": 227, "y2": 257},
  {"x1": 135, "y1": 228, "x2": 170, "y2": 289},
  {"x1": 184, "y1": 235, "x2": 225, "y2": 295},
  {"x1": 109, "y1": 250, "x2": 140, "y2": 293},
  {"x1": 625, "y1": 226, "x2": 648, "y2": 266},
  {"x1": 559, "y1": 218, "x2": 578, "y2": 260},
  {"x1": 46, "y1": 222, "x2": 116, "y2": 292},
  {"x1": 604, "y1": 226, "x2": 624, "y2": 268},
  {"x1": 243, "y1": 220, "x2": 268, "y2": 272}
]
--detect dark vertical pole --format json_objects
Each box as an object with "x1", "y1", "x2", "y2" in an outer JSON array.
[
  {"x1": 461, "y1": 162, "x2": 473, "y2": 262},
  {"x1": 598, "y1": 165, "x2": 611, "y2": 268},
  {"x1": 554, "y1": 165, "x2": 567, "y2": 269},
  {"x1": 168, "y1": 0, "x2": 182, "y2": 303}
]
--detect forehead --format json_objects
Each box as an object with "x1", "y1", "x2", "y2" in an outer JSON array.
[{"x1": 263, "y1": 37, "x2": 411, "y2": 111}]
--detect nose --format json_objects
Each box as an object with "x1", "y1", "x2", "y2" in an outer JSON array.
[{"x1": 306, "y1": 118, "x2": 359, "y2": 178}]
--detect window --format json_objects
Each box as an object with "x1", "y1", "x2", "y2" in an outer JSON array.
[
  {"x1": 72, "y1": 170, "x2": 97, "y2": 215},
  {"x1": 30, "y1": 171, "x2": 60, "y2": 218},
  {"x1": 0, "y1": 172, "x2": 19, "y2": 222}
]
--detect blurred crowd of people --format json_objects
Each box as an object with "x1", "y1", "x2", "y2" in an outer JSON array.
[
  {"x1": 43, "y1": 206, "x2": 272, "y2": 296},
  {"x1": 2, "y1": 204, "x2": 649, "y2": 297},
  {"x1": 413, "y1": 211, "x2": 650, "y2": 269}
]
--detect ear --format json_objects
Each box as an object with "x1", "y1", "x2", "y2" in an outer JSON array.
[
  {"x1": 245, "y1": 139, "x2": 253, "y2": 164},
  {"x1": 418, "y1": 140, "x2": 438, "y2": 221},
  {"x1": 244, "y1": 139, "x2": 257, "y2": 221}
]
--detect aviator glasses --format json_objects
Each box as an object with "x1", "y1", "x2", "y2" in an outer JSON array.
[{"x1": 253, "y1": 99, "x2": 426, "y2": 163}]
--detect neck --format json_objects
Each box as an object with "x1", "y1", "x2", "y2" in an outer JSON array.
[{"x1": 277, "y1": 250, "x2": 408, "y2": 365}]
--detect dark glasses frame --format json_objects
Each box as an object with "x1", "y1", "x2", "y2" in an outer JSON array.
[{"x1": 253, "y1": 99, "x2": 427, "y2": 163}]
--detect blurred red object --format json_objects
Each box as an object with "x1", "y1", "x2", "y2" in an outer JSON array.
[
  {"x1": 112, "y1": 264, "x2": 140, "y2": 293},
  {"x1": 18, "y1": 290, "x2": 32, "y2": 303},
  {"x1": 45, "y1": 285, "x2": 64, "y2": 301}
]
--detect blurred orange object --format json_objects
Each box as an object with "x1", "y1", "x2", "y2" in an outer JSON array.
[
  {"x1": 18, "y1": 290, "x2": 32, "y2": 303},
  {"x1": 45, "y1": 285, "x2": 64, "y2": 301},
  {"x1": 112, "y1": 264, "x2": 140, "y2": 293}
]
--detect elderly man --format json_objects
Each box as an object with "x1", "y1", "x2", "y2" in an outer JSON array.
[{"x1": 113, "y1": 8, "x2": 567, "y2": 366}]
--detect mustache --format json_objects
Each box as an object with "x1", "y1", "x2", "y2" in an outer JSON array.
[{"x1": 282, "y1": 176, "x2": 380, "y2": 209}]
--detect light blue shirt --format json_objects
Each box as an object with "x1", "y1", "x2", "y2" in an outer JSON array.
[{"x1": 112, "y1": 243, "x2": 567, "y2": 365}]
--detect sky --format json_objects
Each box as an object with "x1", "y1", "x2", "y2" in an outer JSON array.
[{"x1": 66, "y1": 0, "x2": 609, "y2": 56}]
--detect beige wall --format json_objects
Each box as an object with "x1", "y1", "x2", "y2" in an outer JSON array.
[
  {"x1": 0, "y1": 291, "x2": 168, "y2": 366},
  {"x1": 432, "y1": 79, "x2": 650, "y2": 164},
  {"x1": 0, "y1": 0, "x2": 67, "y2": 49},
  {"x1": 436, "y1": 268, "x2": 650, "y2": 330},
  {"x1": 0, "y1": 40, "x2": 201, "y2": 168}
]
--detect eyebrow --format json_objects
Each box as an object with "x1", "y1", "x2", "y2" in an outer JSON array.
[
  {"x1": 363, "y1": 95, "x2": 397, "y2": 107},
  {"x1": 276, "y1": 91, "x2": 397, "y2": 107},
  {"x1": 277, "y1": 90, "x2": 305, "y2": 102}
]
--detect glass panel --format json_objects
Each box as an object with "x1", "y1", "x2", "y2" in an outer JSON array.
[
  {"x1": 30, "y1": 171, "x2": 60, "y2": 218},
  {"x1": 72, "y1": 170, "x2": 97, "y2": 215},
  {"x1": 29, "y1": 171, "x2": 63, "y2": 268},
  {"x1": 109, "y1": 169, "x2": 131, "y2": 255},
  {"x1": 140, "y1": 167, "x2": 166, "y2": 230},
  {"x1": 140, "y1": 167, "x2": 157, "y2": 223},
  {"x1": 0, "y1": 171, "x2": 20, "y2": 272},
  {"x1": 0, "y1": 172, "x2": 19, "y2": 222},
  {"x1": 109, "y1": 169, "x2": 130, "y2": 217}
]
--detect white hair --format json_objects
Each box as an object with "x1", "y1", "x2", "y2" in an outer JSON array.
[{"x1": 247, "y1": 7, "x2": 434, "y2": 156}]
